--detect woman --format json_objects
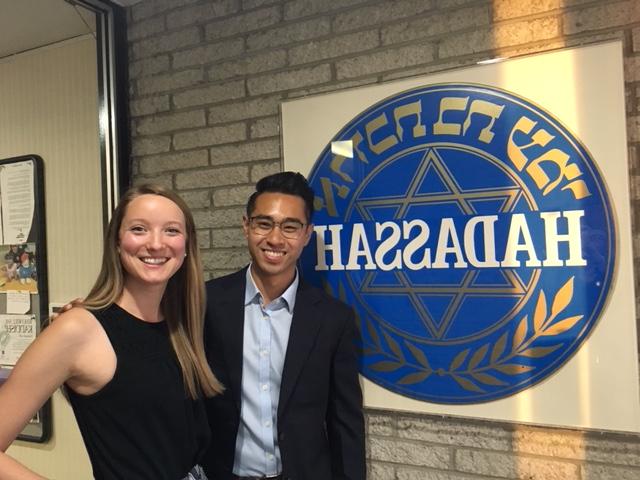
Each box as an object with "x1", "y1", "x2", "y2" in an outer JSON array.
[{"x1": 0, "y1": 184, "x2": 222, "y2": 479}]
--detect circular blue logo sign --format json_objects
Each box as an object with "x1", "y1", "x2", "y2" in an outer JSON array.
[{"x1": 301, "y1": 84, "x2": 615, "y2": 404}]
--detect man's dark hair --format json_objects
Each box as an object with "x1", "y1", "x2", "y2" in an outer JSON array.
[{"x1": 246, "y1": 171, "x2": 315, "y2": 222}]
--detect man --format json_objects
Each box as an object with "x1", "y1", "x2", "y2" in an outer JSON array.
[{"x1": 201, "y1": 172, "x2": 366, "y2": 480}]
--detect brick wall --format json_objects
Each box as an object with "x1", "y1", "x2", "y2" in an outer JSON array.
[{"x1": 126, "y1": 0, "x2": 640, "y2": 477}]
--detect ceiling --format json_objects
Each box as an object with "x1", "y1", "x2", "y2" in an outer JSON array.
[{"x1": 0, "y1": 0, "x2": 139, "y2": 60}]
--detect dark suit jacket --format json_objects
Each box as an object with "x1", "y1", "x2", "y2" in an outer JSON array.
[{"x1": 201, "y1": 267, "x2": 366, "y2": 480}]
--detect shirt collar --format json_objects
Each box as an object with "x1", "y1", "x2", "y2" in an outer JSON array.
[{"x1": 244, "y1": 264, "x2": 299, "y2": 313}]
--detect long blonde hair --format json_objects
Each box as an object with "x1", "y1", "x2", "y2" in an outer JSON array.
[{"x1": 84, "y1": 184, "x2": 223, "y2": 398}]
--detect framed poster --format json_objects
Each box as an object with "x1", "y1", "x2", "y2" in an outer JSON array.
[
  {"x1": 0, "y1": 154, "x2": 49, "y2": 442},
  {"x1": 282, "y1": 41, "x2": 640, "y2": 433}
]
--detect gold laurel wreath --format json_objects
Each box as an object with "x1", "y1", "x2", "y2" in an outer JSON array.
[{"x1": 330, "y1": 276, "x2": 583, "y2": 393}]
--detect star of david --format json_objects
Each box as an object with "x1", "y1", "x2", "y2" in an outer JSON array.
[{"x1": 354, "y1": 147, "x2": 533, "y2": 340}]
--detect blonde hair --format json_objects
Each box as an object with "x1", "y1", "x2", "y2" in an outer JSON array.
[{"x1": 84, "y1": 184, "x2": 223, "y2": 398}]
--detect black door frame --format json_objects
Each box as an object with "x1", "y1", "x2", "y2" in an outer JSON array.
[{"x1": 74, "y1": 0, "x2": 130, "y2": 223}]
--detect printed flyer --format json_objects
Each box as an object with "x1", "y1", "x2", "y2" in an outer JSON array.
[{"x1": 0, "y1": 314, "x2": 36, "y2": 366}]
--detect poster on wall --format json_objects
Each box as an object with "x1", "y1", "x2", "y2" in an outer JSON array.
[
  {"x1": 281, "y1": 41, "x2": 640, "y2": 433},
  {"x1": 0, "y1": 314, "x2": 37, "y2": 366},
  {"x1": 0, "y1": 243, "x2": 38, "y2": 294},
  {"x1": 0, "y1": 161, "x2": 35, "y2": 244}
]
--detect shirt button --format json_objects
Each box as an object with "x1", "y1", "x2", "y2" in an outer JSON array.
[
  {"x1": 264, "y1": 420, "x2": 272, "y2": 427},
  {"x1": 261, "y1": 384, "x2": 269, "y2": 391},
  {"x1": 260, "y1": 349, "x2": 269, "y2": 357},
  {"x1": 267, "y1": 453, "x2": 274, "y2": 460}
]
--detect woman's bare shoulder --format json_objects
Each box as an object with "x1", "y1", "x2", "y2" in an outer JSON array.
[{"x1": 45, "y1": 307, "x2": 102, "y2": 343}]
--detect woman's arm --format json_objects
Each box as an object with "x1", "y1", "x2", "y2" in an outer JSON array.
[{"x1": 0, "y1": 309, "x2": 105, "y2": 479}]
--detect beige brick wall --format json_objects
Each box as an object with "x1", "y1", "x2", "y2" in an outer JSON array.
[{"x1": 126, "y1": 0, "x2": 640, "y2": 477}]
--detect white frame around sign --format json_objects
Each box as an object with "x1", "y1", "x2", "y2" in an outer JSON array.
[{"x1": 281, "y1": 41, "x2": 640, "y2": 433}]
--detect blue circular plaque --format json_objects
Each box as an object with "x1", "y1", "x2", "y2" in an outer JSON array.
[{"x1": 300, "y1": 84, "x2": 615, "y2": 403}]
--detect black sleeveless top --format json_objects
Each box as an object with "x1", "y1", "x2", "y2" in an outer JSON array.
[{"x1": 67, "y1": 304, "x2": 210, "y2": 480}]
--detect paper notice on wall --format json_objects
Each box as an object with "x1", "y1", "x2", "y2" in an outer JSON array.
[
  {"x1": 0, "y1": 161, "x2": 34, "y2": 244},
  {"x1": 7, "y1": 291, "x2": 31, "y2": 314},
  {"x1": 0, "y1": 314, "x2": 36, "y2": 366}
]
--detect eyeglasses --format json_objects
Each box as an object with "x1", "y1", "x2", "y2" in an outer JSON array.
[{"x1": 247, "y1": 216, "x2": 306, "y2": 239}]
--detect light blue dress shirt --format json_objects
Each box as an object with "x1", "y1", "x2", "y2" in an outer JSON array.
[{"x1": 233, "y1": 266, "x2": 297, "y2": 477}]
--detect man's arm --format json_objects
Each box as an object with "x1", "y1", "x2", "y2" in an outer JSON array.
[{"x1": 327, "y1": 307, "x2": 366, "y2": 480}]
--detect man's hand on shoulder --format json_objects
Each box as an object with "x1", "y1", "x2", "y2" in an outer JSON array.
[{"x1": 48, "y1": 298, "x2": 85, "y2": 323}]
